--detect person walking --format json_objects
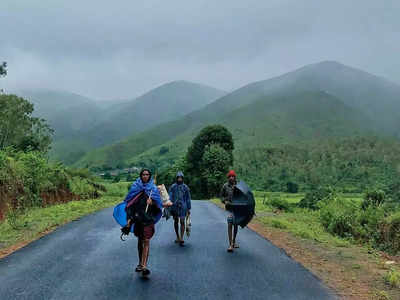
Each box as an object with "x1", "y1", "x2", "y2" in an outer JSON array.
[
  {"x1": 115, "y1": 168, "x2": 171, "y2": 277},
  {"x1": 220, "y1": 170, "x2": 239, "y2": 252},
  {"x1": 169, "y1": 171, "x2": 191, "y2": 246}
]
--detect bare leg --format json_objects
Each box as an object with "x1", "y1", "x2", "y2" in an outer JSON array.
[
  {"x1": 137, "y1": 238, "x2": 143, "y2": 266},
  {"x1": 174, "y1": 217, "x2": 180, "y2": 242},
  {"x1": 141, "y1": 239, "x2": 150, "y2": 268},
  {"x1": 227, "y1": 222, "x2": 233, "y2": 251},
  {"x1": 180, "y1": 218, "x2": 185, "y2": 241},
  {"x1": 233, "y1": 225, "x2": 239, "y2": 247}
]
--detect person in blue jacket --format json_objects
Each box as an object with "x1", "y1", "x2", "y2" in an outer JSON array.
[
  {"x1": 169, "y1": 171, "x2": 191, "y2": 246},
  {"x1": 113, "y1": 168, "x2": 171, "y2": 276}
]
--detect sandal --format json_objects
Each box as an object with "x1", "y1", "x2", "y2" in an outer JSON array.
[
  {"x1": 179, "y1": 240, "x2": 185, "y2": 247},
  {"x1": 227, "y1": 245, "x2": 234, "y2": 252},
  {"x1": 233, "y1": 243, "x2": 239, "y2": 248},
  {"x1": 135, "y1": 264, "x2": 143, "y2": 272}
]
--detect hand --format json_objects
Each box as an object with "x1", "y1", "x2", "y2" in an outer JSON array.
[
  {"x1": 121, "y1": 225, "x2": 131, "y2": 235},
  {"x1": 165, "y1": 201, "x2": 173, "y2": 207},
  {"x1": 147, "y1": 197, "x2": 152, "y2": 205}
]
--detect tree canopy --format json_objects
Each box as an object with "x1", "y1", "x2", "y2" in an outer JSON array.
[
  {"x1": 0, "y1": 94, "x2": 53, "y2": 152},
  {"x1": 186, "y1": 124, "x2": 233, "y2": 174},
  {"x1": 0, "y1": 62, "x2": 6, "y2": 77},
  {"x1": 183, "y1": 125, "x2": 234, "y2": 198}
]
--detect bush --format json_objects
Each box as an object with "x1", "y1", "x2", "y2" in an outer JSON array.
[
  {"x1": 361, "y1": 189, "x2": 386, "y2": 210},
  {"x1": 0, "y1": 149, "x2": 105, "y2": 213},
  {"x1": 112, "y1": 175, "x2": 121, "y2": 183},
  {"x1": 298, "y1": 186, "x2": 335, "y2": 210},
  {"x1": 269, "y1": 195, "x2": 291, "y2": 212},
  {"x1": 357, "y1": 205, "x2": 385, "y2": 241},
  {"x1": 384, "y1": 268, "x2": 400, "y2": 288},
  {"x1": 269, "y1": 218, "x2": 289, "y2": 229},
  {"x1": 319, "y1": 196, "x2": 359, "y2": 238},
  {"x1": 377, "y1": 212, "x2": 400, "y2": 254}
]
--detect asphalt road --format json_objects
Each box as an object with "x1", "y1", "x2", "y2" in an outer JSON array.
[{"x1": 0, "y1": 201, "x2": 336, "y2": 300}]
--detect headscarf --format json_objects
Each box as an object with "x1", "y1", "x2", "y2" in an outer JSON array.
[{"x1": 124, "y1": 177, "x2": 161, "y2": 208}]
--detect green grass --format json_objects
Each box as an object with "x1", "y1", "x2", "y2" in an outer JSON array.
[
  {"x1": 0, "y1": 182, "x2": 127, "y2": 251},
  {"x1": 212, "y1": 191, "x2": 363, "y2": 247},
  {"x1": 385, "y1": 268, "x2": 400, "y2": 288},
  {"x1": 101, "y1": 181, "x2": 131, "y2": 197},
  {"x1": 254, "y1": 193, "x2": 361, "y2": 246}
]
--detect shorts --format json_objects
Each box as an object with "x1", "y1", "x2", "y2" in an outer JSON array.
[
  {"x1": 227, "y1": 214, "x2": 235, "y2": 224},
  {"x1": 133, "y1": 223, "x2": 155, "y2": 240}
]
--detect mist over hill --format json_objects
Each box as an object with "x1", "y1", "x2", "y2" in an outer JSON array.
[
  {"x1": 81, "y1": 80, "x2": 226, "y2": 146},
  {"x1": 76, "y1": 61, "x2": 399, "y2": 170},
  {"x1": 14, "y1": 81, "x2": 225, "y2": 163}
]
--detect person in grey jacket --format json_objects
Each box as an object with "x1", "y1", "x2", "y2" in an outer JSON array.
[{"x1": 169, "y1": 171, "x2": 191, "y2": 246}]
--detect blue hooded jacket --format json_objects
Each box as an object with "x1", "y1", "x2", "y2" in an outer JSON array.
[
  {"x1": 113, "y1": 178, "x2": 162, "y2": 232},
  {"x1": 168, "y1": 171, "x2": 191, "y2": 218}
]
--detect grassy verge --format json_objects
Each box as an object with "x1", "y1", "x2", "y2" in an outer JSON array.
[
  {"x1": 212, "y1": 193, "x2": 400, "y2": 300},
  {"x1": 0, "y1": 181, "x2": 129, "y2": 258}
]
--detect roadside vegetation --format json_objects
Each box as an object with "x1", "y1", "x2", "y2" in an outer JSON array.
[
  {"x1": 0, "y1": 74, "x2": 131, "y2": 256},
  {"x1": 0, "y1": 181, "x2": 128, "y2": 257},
  {"x1": 212, "y1": 189, "x2": 400, "y2": 299}
]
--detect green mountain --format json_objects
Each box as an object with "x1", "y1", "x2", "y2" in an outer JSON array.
[
  {"x1": 75, "y1": 91, "x2": 375, "y2": 170},
  {"x1": 124, "y1": 91, "x2": 376, "y2": 170},
  {"x1": 17, "y1": 89, "x2": 103, "y2": 138},
  {"x1": 16, "y1": 82, "x2": 225, "y2": 163},
  {"x1": 82, "y1": 80, "x2": 226, "y2": 146},
  {"x1": 75, "y1": 61, "x2": 400, "y2": 171}
]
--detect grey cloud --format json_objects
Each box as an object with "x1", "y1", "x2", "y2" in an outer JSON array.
[{"x1": 1, "y1": 0, "x2": 399, "y2": 99}]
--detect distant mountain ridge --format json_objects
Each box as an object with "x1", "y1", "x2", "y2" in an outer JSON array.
[
  {"x1": 75, "y1": 61, "x2": 400, "y2": 170},
  {"x1": 15, "y1": 81, "x2": 226, "y2": 163},
  {"x1": 82, "y1": 80, "x2": 226, "y2": 146}
]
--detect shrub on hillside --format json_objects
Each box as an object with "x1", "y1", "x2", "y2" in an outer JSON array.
[
  {"x1": 0, "y1": 149, "x2": 105, "y2": 214},
  {"x1": 319, "y1": 196, "x2": 359, "y2": 238},
  {"x1": 376, "y1": 212, "x2": 400, "y2": 254},
  {"x1": 298, "y1": 186, "x2": 335, "y2": 210},
  {"x1": 269, "y1": 195, "x2": 291, "y2": 212},
  {"x1": 361, "y1": 189, "x2": 386, "y2": 210},
  {"x1": 384, "y1": 268, "x2": 400, "y2": 288},
  {"x1": 357, "y1": 205, "x2": 386, "y2": 241}
]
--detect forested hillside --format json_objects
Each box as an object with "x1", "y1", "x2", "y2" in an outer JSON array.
[
  {"x1": 15, "y1": 82, "x2": 225, "y2": 163},
  {"x1": 77, "y1": 60, "x2": 400, "y2": 170},
  {"x1": 0, "y1": 93, "x2": 104, "y2": 220}
]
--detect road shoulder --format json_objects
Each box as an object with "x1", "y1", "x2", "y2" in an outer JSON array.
[{"x1": 211, "y1": 200, "x2": 399, "y2": 300}]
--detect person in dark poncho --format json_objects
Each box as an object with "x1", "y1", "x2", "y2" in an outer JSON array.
[
  {"x1": 113, "y1": 168, "x2": 171, "y2": 277},
  {"x1": 220, "y1": 170, "x2": 239, "y2": 252},
  {"x1": 169, "y1": 171, "x2": 191, "y2": 246}
]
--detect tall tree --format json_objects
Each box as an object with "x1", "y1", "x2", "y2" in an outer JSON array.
[
  {"x1": 0, "y1": 62, "x2": 6, "y2": 77},
  {"x1": 201, "y1": 144, "x2": 231, "y2": 197},
  {"x1": 0, "y1": 94, "x2": 53, "y2": 152},
  {"x1": 185, "y1": 125, "x2": 234, "y2": 198},
  {"x1": 186, "y1": 124, "x2": 234, "y2": 174}
]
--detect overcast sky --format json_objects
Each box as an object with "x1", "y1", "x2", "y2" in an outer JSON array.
[{"x1": 1, "y1": 0, "x2": 399, "y2": 100}]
